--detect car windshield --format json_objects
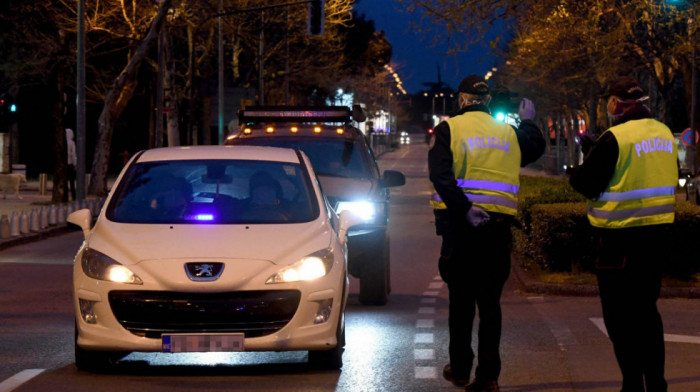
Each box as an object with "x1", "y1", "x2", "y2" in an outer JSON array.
[
  {"x1": 106, "y1": 159, "x2": 318, "y2": 224},
  {"x1": 231, "y1": 136, "x2": 371, "y2": 179}
]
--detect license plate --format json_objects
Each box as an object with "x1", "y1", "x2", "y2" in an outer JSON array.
[{"x1": 162, "y1": 334, "x2": 244, "y2": 353}]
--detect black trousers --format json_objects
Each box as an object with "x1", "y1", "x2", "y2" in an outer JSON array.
[
  {"x1": 595, "y1": 226, "x2": 668, "y2": 392},
  {"x1": 437, "y1": 213, "x2": 512, "y2": 382}
]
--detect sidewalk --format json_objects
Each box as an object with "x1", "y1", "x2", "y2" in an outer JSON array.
[{"x1": 0, "y1": 180, "x2": 105, "y2": 251}]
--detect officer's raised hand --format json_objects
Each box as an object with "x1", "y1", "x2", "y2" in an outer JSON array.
[
  {"x1": 466, "y1": 205, "x2": 490, "y2": 228},
  {"x1": 519, "y1": 98, "x2": 536, "y2": 121}
]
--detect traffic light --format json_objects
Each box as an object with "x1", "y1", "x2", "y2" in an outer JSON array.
[
  {"x1": 307, "y1": 0, "x2": 325, "y2": 36},
  {"x1": 0, "y1": 95, "x2": 18, "y2": 132}
]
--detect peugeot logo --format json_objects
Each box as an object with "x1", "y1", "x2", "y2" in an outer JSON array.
[{"x1": 185, "y1": 262, "x2": 224, "y2": 281}]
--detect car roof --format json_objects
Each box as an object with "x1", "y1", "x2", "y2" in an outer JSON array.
[{"x1": 135, "y1": 145, "x2": 301, "y2": 163}]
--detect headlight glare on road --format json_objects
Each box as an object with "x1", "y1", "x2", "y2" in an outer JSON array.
[
  {"x1": 81, "y1": 248, "x2": 143, "y2": 285},
  {"x1": 336, "y1": 201, "x2": 377, "y2": 223},
  {"x1": 266, "y1": 249, "x2": 334, "y2": 284}
]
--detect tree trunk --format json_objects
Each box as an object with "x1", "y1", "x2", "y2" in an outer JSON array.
[
  {"x1": 88, "y1": 0, "x2": 171, "y2": 196},
  {"x1": 51, "y1": 68, "x2": 67, "y2": 203},
  {"x1": 165, "y1": 23, "x2": 180, "y2": 147}
]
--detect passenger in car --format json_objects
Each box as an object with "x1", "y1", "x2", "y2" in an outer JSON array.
[{"x1": 242, "y1": 171, "x2": 288, "y2": 221}]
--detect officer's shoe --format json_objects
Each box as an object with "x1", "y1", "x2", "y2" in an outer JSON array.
[
  {"x1": 442, "y1": 364, "x2": 469, "y2": 387},
  {"x1": 465, "y1": 380, "x2": 499, "y2": 392}
]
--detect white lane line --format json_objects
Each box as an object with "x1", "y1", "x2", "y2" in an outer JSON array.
[
  {"x1": 416, "y1": 319, "x2": 434, "y2": 328},
  {"x1": 418, "y1": 307, "x2": 435, "y2": 314},
  {"x1": 414, "y1": 348, "x2": 435, "y2": 360},
  {"x1": 428, "y1": 282, "x2": 444, "y2": 290},
  {"x1": 415, "y1": 333, "x2": 434, "y2": 344},
  {"x1": 433, "y1": 275, "x2": 442, "y2": 281},
  {"x1": 414, "y1": 366, "x2": 437, "y2": 379},
  {"x1": 423, "y1": 290, "x2": 439, "y2": 297},
  {"x1": 590, "y1": 318, "x2": 700, "y2": 344},
  {"x1": 0, "y1": 369, "x2": 44, "y2": 392}
]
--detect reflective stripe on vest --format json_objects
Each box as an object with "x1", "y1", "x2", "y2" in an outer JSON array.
[
  {"x1": 587, "y1": 204, "x2": 675, "y2": 220},
  {"x1": 430, "y1": 111, "x2": 521, "y2": 215},
  {"x1": 431, "y1": 192, "x2": 518, "y2": 210},
  {"x1": 587, "y1": 119, "x2": 677, "y2": 229},
  {"x1": 596, "y1": 186, "x2": 675, "y2": 202},
  {"x1": 456, "y1": 179, "x2": 520, "y2": 194}
]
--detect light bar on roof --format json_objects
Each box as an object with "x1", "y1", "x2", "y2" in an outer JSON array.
[{"x1": 239, "y1": 106, "x2": 352, "y2": 123}]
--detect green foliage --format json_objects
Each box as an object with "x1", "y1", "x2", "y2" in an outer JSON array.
[
  {"x1": 517, "y1": 175, "x2": 586, "y2": 230},
  {"x1": 514, "y1": 176, "x2": 700, "y2": 280}
]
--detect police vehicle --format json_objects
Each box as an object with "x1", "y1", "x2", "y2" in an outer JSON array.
[
  {"x1": 225, "y1": 106, "x2": 405, "y2": 305},
  {"x1": 69, "y1": 145, "x2": 362, "y2": 371}
]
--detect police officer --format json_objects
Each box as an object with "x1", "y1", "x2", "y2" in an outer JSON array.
[
  {"x1": 428, "y1": 75, "x2": 545, "y2": 391},
  {"x1": 569, "y1": 76, "x2": 677, "y2": 392}
]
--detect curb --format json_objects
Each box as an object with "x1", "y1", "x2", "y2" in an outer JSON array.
[
  {"x1": 512, "y1": 259, "x2": 700, "y2": 299},
  {"x1": 0, "y1": 225, "x2": 75, "y2": 251}
]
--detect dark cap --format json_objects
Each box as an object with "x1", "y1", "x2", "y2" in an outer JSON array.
[
  {"x1": 458, "y1": 74, "x2": 490, "y2": 95},
  {"x1": 605, "y1": 76, "x2": 645, "y2": 100}
]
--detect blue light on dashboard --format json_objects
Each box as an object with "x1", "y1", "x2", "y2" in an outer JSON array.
[{"x1": 195, "y1": 214, "x2": 214, "y2": 221}]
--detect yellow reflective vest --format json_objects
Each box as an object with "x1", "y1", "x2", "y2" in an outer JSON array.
[
  {"x1": 587, "y1": 119, "x2": 678, "y2": 229},
  {"x1": 430, "y1": 111, "x2": 522, "y2": 216}
]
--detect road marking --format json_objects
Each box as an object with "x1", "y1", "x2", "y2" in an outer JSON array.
[
  {"x1": 414, "y1": 366, "x2": 437, "y2": 379},
  {"x1": 590, "y1": 318, "x2": 700, "y2": 344},
  {"x1": 418, "y1": 307, "x2": 435, "y2": 314},
  {"x1": 415, "y1": 333, "x2": 434, "y2": 344},
  {"x1": 423, "y1": 290, "x2": 439, "y2": 297},
  {"x1": 414, "y1": 348, "x2": 435, "y2": 360},
  {"x1": 0, "y1": 369, "x2": 44, "y2": 392},
  {"x1": 416, "y1": 319, "x2": 434, "y2": 328},
  {"x1": 433, "y1": 275, "x2": 442, "y2": 281},
  {"x1": 428, "y1": 281, "x2": 444, "y2": 290}
]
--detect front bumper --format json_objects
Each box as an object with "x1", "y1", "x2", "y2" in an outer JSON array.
[{"x1": 75, "y1": 262, "x2": 347, "y2": 353}]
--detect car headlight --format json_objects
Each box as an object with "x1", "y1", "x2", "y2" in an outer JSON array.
[
  {"x1": 266, "y1": 249, "x2": 334, "y2": 284},
  {"x1": 336, "y1": 201, "x2": 383, "y2": 223},
  {"x1": 80, "y1": 248, "x2": 143, "y2": 285}
]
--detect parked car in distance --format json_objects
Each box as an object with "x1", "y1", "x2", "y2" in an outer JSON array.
[{"x1": 69, "y1": 145, "x2": 361, "y2": 372}]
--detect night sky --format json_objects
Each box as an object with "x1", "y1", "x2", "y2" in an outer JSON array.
[{"x1": 353, "y1": 0, "x2": 502, "y2": 94}]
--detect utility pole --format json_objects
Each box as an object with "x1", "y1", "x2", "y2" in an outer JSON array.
[
  {"x1": 218, "y1": 0, "x2": 224, "y2": 144},
  {"x1": 76, "y1": 0, "x2": 86, "y2": 199}
]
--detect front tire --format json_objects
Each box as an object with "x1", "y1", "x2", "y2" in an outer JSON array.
[
  {"x1": 74, "y1": 322, "x2": 127, "y2": 373},
  {"x1": 308, "y1": 312, "x2": 345, "y2": 370},
  {"x1": 358, "y1": 235, "x2": 390, "y2": 306}
]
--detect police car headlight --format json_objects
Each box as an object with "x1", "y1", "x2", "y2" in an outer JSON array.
[
  {"x1": 81, "y1": 248, "x2": 143, "y2": 285},
  {"x1": 336, "y1": 201, "x2": 381, "y2": 223},
  {"x1": 266, "y1": 249, "x2": 334, "y2": 284}
]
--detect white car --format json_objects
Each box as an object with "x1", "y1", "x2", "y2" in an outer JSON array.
[{"x1": 68, "y1": 145, "x2": 360, "y2": 372}]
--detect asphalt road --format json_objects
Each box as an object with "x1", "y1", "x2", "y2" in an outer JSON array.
[{"x1": 1, "y1": 141, "x2": 699, "y2": 392}]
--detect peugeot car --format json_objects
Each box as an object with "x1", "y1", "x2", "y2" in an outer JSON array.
[{"x1": 68, "y1": 145, "x2": 360, "y2": 372}]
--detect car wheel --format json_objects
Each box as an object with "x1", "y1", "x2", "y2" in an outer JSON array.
[
  {"x1": 358, "y1": 235, "x2": 390, "y2": 306},
  {"x1": 74, "y1": 322, "x2": 127, "y2": 373},
  {"x1": 308, "y1": 311, "x2": 345, "y2": 370}
]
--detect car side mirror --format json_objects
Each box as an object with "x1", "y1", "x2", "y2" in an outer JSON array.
[
  {"x1": 338, "y1": 210, "x2": 363, "y2": 246},
  {"x1": 352, "y1": 104, "x2": 366, "y2": 123},
  {"x1": 379, "y1": 170, "x2": 406, "y2": 188},
  {"x1": 67, "y1": 209, "x2": 92, "y2": 239}
]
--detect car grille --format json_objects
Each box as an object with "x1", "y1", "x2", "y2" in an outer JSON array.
[{"x1": 108, "y1": 290, "x2": 301, "y2": 339}]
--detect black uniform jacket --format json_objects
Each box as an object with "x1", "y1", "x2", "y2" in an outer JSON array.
[{"x1": 428, "y1": 105, "x2": 546, "y2": 221}]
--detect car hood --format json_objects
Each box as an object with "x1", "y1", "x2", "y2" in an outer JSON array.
[
  {"x1": 86, "y1": 219, "x2": 332, "y2": 266},
  {"x1": 318, "y1": 175, "x2": 373, "y2": 200}
]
